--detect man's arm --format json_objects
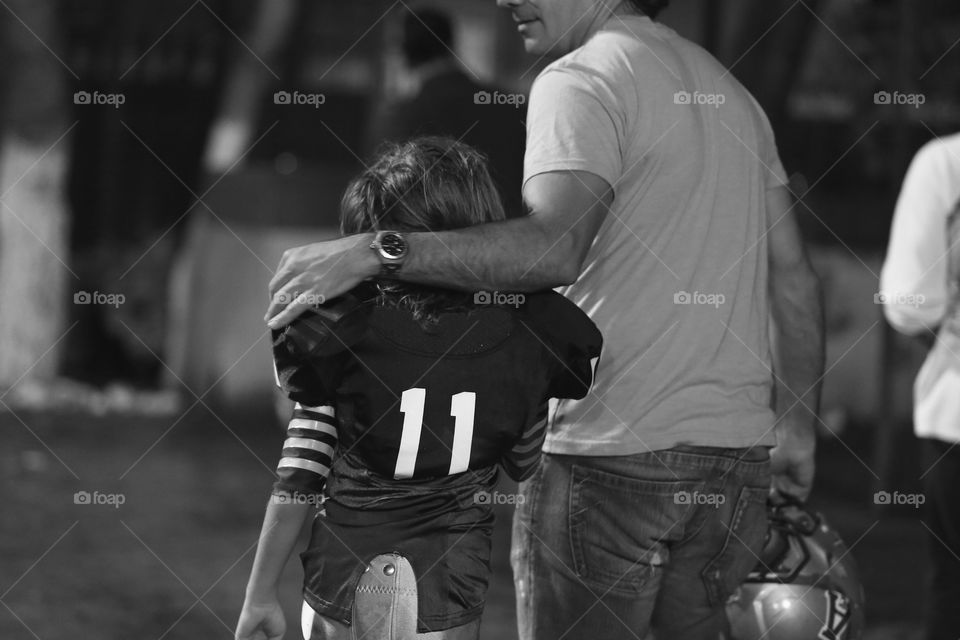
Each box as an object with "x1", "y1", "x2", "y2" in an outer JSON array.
[
  {"x1": 766, "y1": 185, "x2": 825, "y2": 501},
  {"x1": 265, "y1": 170, "x2": 612, "y2": 328},
  {"x1": 880, "y1": 143, "x2": 950, "y2": 337}
]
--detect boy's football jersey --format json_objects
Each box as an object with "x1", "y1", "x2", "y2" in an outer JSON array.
[
  {"x1": 272, "y1": 289, "x2": 601, "y2": 494},
  {"x1": 270, "y1": 288, "x2": 602, "y2": 631}
]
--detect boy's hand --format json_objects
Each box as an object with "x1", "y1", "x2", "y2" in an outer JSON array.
[{"x1": 235, "y1": 599, "x2": 285, "y2": 640}]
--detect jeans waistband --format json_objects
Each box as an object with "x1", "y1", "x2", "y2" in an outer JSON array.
[{"x1": 549, "y1": 444, "x2": 771, "y2": 479}]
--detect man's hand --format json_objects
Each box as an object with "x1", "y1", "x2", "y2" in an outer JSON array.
[
  {"x1": 769, "y1": 412, "x2": 816, "y2": 501},
  {"x1": 235, "y1": 598, "x2": 285, "y2": 640},
  {"x1": 266, "y1": 234, "x2": 377, "y2": 329}
]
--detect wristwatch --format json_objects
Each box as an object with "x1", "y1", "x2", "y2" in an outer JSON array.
[{"x1": 370, "y1": 230, "x2": 408, "y2": 276}]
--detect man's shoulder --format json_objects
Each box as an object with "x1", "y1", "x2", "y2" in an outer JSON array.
[
  {"x1": 535, "y1": 19, "x2": 675, "y2": 95},
  {"x1": 539, "y1": 33, "x2": 636, "y2": 83},
  {"x1": 915, "y1": 133, "x2": 960, "y2": 167}
]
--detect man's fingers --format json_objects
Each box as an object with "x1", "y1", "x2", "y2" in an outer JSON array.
[
  {"x1": 268, "y1": 266, "x2": 295, "y2": 297},
  {"x1": 267, "y1": 296, "x2": 313, "y2": 329},
  {"x1": 772, "y1": 474, "x2": 811, "y2": 503},
  {"x1": 265, "y1": 277, "x2": 309, "y2": 322}
]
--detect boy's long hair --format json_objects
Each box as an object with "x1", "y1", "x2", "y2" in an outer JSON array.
[{"x1": 340, "y1": 137, "x2": 507, "y2": 324}]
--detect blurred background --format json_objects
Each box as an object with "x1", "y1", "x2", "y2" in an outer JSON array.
[{"x1": 1, "y1": 0, "x2": 958, "y2": 638}]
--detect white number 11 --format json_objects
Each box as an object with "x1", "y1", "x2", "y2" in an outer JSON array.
[{"x1": 394, "y1": 388, "x2": 476, "y2": 479}]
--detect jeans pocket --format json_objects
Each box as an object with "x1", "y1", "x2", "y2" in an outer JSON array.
[
  {"x1": 700, "y1": 485, "x2": 769, "y2": 607},
  {"x1": 569, "y1": 464, "x2": 701, "y2": 594}
]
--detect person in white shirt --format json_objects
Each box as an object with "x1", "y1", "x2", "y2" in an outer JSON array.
[{"x1": 880, "y1": 133, "x2": 960, "y2": 640}]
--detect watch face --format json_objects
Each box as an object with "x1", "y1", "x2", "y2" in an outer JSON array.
[{"x1": 380, "y1": 233, "x2": 406, "y2": 259}]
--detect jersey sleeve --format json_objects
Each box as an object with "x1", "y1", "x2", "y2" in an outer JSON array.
[
  {"x1": 523, "y1": 292, "x2": 603, "y2": 400},
  {"x1": 271, "y1": 327, "x2": 343, "y2": 496},
  {"x1": 272, "y1": 403, "x2": 339, "y2": 496},
  {"x1": 501, "y1": 404, "x2": 548, "y2": 482}
]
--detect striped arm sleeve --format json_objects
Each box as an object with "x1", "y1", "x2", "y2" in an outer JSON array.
[
  {"x1": 501, "y1": 405, "x2": 548, "y2": 482},
  {"x1": 272, "y1": 403, "x2": 338, "y2": 497}
]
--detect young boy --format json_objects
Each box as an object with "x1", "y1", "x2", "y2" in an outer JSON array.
[{"x1": 235, "y1": 137, "x2": 601, "y2": 640}]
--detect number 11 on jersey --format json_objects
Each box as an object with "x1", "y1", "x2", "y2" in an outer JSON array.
[{"x1": 394, "y1": 388, "x2": 476, "y2": 479}]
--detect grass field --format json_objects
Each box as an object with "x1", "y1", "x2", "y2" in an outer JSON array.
[{"x1": 0, "y1": 406, "x2": 927, "y2": 640}]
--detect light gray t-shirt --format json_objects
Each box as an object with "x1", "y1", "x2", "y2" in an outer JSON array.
[{"x1": 524, "y1": 15, "x2": 787, "y2": 454}]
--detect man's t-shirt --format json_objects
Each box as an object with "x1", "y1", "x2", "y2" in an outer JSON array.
[
  {"x1": 271, "y1": 289, "x2": 601, "y2": 631},
  {"x1": 524, "y1": 15, "x2": 786, "y2": 454}
]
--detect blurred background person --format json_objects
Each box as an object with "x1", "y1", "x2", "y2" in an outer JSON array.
[
  {"x1": 365, "y1": 5, "x2": 526, "y2": 218},
  {"x1": 880, "y1": 133, "x2": 960, "y2": 640}
]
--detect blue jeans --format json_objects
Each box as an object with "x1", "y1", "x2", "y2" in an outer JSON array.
[{"x1": 511, "y1": 446, "x2": 771, "y2": 640}]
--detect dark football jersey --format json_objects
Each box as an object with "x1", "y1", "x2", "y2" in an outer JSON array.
[{"x1": 270, "y1": 287, "x2": 602, "y2": 631}]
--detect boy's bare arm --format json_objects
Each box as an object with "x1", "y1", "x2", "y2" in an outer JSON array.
[
  {"x1": 244, "y1": 497, "x2": 311, "y2": 601},
  {"x1": 236, "y1": 497, "x2": 312, "y2": 640}
]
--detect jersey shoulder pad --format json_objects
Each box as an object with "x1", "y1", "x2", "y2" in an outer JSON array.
[
  {"x1": 279, "y1": 290, "x2": 373, "y2": 359},
  {"x1": 521, "y1": 290, "x2": 601, "y2": 353},
  {"x1": 521, "y1": 291, "x2": 602, "y2": 400}
]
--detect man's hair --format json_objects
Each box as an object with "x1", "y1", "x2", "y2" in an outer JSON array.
[
  {"x1": 625, "y1": 0, "x2": 670, "y2": 19},
  {"x1": 400, "y1": 7, "x2": 454, "y2": 67},
  {"x1": 340, "y1": 137, "x2": 505, "y2": 323}
]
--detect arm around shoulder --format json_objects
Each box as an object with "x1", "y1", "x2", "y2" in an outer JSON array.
[{"x1": 402, "y1": 169, "x2": 613, "y2": 292}]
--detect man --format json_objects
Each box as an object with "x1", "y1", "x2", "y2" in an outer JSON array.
[
  {"x1": 265, "y1": 1, "x2": 824, "y2": 638},
  {"x1": 880, "y1": 134, "x2": 960, "y2": 640},
  {"x1": 365, "y1": 6, "x2": 527, "y2": 218}
]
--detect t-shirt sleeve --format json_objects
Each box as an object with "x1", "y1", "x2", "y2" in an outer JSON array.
[
  {"x1": 524, "y1": 64, "x2": 622, "y2": 189},
  {"x1": 748, "y1": 95, "x2": 789, "y2": 190}
]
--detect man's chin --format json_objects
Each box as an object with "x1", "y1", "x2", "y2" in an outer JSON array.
[
  {"x1": 522, "y1": 39, "x2": 547, "y2": 55},
  {"x1": 521, "y1": 35, "x2": 570, "y2": 57}
]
